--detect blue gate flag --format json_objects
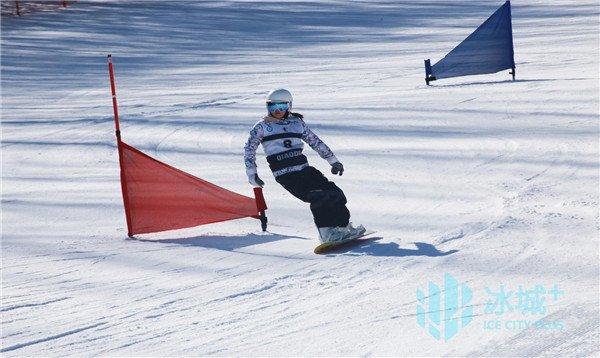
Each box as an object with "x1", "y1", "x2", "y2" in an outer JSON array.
[{"x1": 425, "y1": 1, "x2": 515, "y2": 84}]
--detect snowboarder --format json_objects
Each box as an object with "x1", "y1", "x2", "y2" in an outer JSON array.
[{"x1": 244, "y1": 89, "x2": 365, "y2": 243}]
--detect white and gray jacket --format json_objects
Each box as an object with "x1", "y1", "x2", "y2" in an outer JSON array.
[{"x1": 244, "y1": 113, "x2": 339, "y2": 177}]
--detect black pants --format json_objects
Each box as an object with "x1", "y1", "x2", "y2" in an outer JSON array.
[{"x1": 275, "y1": 166, "x2": 350, "y2": 228}]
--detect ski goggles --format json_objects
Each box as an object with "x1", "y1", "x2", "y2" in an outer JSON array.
[{"x1": 267, "y1": 102, "x2": 290, "y2": 112}]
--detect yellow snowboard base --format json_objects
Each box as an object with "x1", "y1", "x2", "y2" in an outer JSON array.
[{"x1": 314, "y1": 231, "x2": 376, "y2": 254}]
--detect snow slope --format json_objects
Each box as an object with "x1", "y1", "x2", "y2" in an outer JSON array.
[{"x1": 1, "y1": 0, "x2": 598, "y2": 355}]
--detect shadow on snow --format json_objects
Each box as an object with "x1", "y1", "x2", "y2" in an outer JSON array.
[
  {"x1": 128, "y1": 232, "x2": 308, "y2": 251},
  {"x1": 323, "y1": 237, "x2": 459, "y2": 257},
  {"x1": 130, "y1": 233, "x2": 458, "y2": 258}
]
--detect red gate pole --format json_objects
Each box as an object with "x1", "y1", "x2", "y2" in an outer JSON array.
[
  {"x1": 15, "y1": 1, "x2": 20, "y2": 16},
  {"x1": 108, "y1": 54, "x2": 134, "y2": 237},
  {"x1": 253, "y1": 187, "x2": 268, "y2": 232}
]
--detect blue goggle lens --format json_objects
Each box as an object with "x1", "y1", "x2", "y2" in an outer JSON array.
[{"x1": 267, "y1": 102, "x2": 290, "y2": 112}]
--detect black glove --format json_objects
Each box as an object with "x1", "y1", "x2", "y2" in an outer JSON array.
[
  {"x1": 249, "y1": 173, "x2": 265, "y2": 187},
  {"x1": 331, "y1": 162, "x2": 344, "y2": 176}
]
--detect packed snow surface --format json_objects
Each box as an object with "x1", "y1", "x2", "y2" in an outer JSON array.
[{"x1": 1, "y1": 1, "x2": 598, "y2": 355}]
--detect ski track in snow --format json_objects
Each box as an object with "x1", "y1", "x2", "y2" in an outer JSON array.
[
  {"x1": 0, "y1": 322, "x2": 108, "y2": 353},
  {"x1": 1, "y1": 0, "x2": 599, "y2": 356}
]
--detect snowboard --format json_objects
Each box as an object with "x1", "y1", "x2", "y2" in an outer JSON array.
[{"x1": 314, "y1": 230, "x2": 377, "y2": 254}]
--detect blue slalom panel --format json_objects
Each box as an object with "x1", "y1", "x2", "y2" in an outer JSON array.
[{"x1": 426, "y1": 1, "x2": 515, "y2": 82}]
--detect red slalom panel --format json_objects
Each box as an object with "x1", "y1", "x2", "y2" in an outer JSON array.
[{"x1": 119, "y1": 141, "x2": 259, "y2": 235}]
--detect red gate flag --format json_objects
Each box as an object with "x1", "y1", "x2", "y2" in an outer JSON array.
[
  {"x1": 108, "y1": 55, "x2": 267, "y2": 237},
  {"x1": 119, "y1": 141, "x2": 263, "y2": 235}
]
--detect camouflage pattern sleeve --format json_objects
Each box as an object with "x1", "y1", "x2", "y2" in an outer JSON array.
[
  {"x1": 300, "y1": 119, "x2": 339, "y2": 165},
  {"x1": 244, "y1": 122, "x2": 264, "y2": 176}
]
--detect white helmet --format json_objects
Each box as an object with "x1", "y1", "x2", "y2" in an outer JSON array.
[{"x1": 266, "y1": 88, "x2": 293, "y2": 105}]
